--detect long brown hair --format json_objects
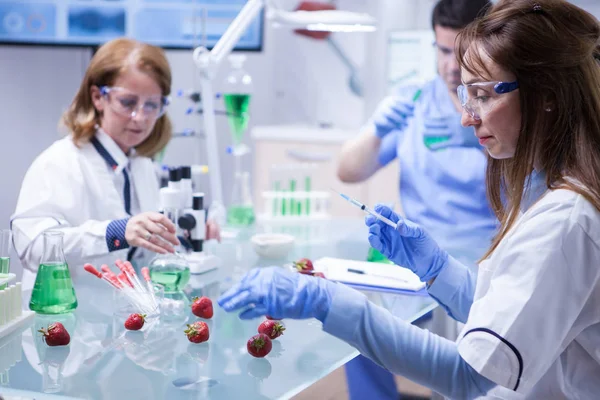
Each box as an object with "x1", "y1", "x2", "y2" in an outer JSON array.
[
  {"x1": 456, "y1": 0, "x2": 600, "y2": 259},
  {"x1": 61, "y1": 37, "x2": 172, "y2": 158}
]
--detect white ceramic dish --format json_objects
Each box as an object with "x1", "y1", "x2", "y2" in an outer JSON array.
[{"x1": 251, "y1": 233, "x2": 295, "y2": 259}]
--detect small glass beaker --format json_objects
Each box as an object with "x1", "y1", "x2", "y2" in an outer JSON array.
[
  {"x1": 149, "y1": 252, "x2": 191, "y2": 324},
  {"x1": 29, "y1": 231, "x2": 78, "y2": 314}
]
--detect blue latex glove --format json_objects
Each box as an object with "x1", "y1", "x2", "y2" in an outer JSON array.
[
  {"x1": 218, "y1": 267, "x2": 336, "y2": 321},
  {"x1": 377, "y1": 131, "x2": 399, "y2": 166},
  {"x1": 370, "y1": 96, "x2": 415, "y2": 139},
  {"x1": 366, "y1": 205, "x2": 449, "y2": 282},
  {"x1": 422, "y1": 114, "x2": 481, "y2": 151}
]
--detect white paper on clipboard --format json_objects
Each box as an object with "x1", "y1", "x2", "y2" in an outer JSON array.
[{"x1": 313, "y1": 257, "x2": 426, "y2": 292}]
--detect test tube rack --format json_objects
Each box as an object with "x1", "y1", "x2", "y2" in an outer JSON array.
[
  {"x1": 259, "y1": 191, "x2": 331, "y2": 221},
  {"x1": 0, "y1": 330, "x2": 22, "y2": 386},
  {"x1": 263, "y1": 163, "x2": 332, "y2": 221},
  {"x1": 0, "y1": 274, "x2": 35, "y2": 342}
]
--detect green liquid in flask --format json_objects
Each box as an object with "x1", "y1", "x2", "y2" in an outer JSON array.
[
  {"x1": 0, "y1": 257, "x2": 10, "y2": 290},
  {"x1": 29, "y1": 262, "x2": 78, "y2": 314},
  {"x1": 150, "y1": 266, "x2": 191, "y2": 293},
  {"x1": 227, "y1": 205, "x2": 255, "y2": 226},
  {"x1": 224, "y1": 93, "x2": 251, "y2": 146}
]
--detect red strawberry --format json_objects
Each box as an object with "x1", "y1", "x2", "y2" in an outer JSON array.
[
  {"x1": 38, "y1": 322, "x2": 70, "y2": 346},
  {"x1": 258, "y1": 320, "x2": 286, "y2": 339},
  {"x1": 247, "y1": 333, "x2": 272, "y2": 358},
  {"x1": 124, "y1": 313, "x2": 146, "y2": 331},
  {"x1": 185, "y1": 321, "x2": 210, "y2": 343},
  {"x1": 313, "y1": 272, "x2": 326, "y2": 279},
  {"x1": 191, "y1": 296, "x2": 214, "y2": 319},
  {"x1": 293, "y1": 258, "x2": 314, "y2": 274}
]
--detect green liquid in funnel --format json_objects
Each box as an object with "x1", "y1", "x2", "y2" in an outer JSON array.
[{"x1": 224, "y1": 93, "x2": 251, "y2": 146}]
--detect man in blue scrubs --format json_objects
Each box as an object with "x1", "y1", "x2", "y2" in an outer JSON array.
[{"x1": 337, "y1": 0, "x2": 494, "y2": 398}]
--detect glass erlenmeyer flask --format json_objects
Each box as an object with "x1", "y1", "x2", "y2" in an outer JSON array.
[
  {"x1": 228, "y1": 170, "x2": 255, "y2": 226},
  {"x1": 30, "y1": 231, "x2": 78, "y2": 314}
]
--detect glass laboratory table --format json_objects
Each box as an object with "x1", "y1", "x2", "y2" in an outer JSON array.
[{"x1": 0, "y1": 219, "x2": 444, "y2": 400}]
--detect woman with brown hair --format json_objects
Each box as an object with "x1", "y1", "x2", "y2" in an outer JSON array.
[
  {"x1": 11, "y1": 38, "x2": 218, "y2": 288},
  {"x1": 217, "y1": 1, "x2": 600, "y2": 398}
]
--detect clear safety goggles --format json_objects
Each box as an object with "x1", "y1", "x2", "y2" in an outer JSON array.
[
  {"x1": 457, "y1": 81, "x2": 519, "y2": 120},
  {"x1": 100, "y1": 86, "x2": 170, "y2": 120}
]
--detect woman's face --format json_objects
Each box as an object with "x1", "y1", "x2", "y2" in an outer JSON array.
[
  {"x1": 91, "y1": 68, "x2": 164, "y2": 154},
  {"x1": 460, "y1": 47, "x2": 522, "y2": 159}
]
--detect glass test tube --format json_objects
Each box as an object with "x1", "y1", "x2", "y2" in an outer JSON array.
[
  {"x1": 0, "y1": 230, "x2": 11, "y2": 290},
  {"x1": 305, "y1": 172, "x2": 311, "y2": 216},
  {"x1": 270, "y1": 164, "x2": 280, "y2": 218}
]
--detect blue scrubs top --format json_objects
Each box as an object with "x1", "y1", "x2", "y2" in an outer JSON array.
[{"x1": 380, "y1": 76, "x2": 497, "y2": 243}]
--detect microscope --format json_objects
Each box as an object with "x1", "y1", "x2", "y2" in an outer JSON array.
[{"x1": 160, "y1": 166, "x2": 220, "y2": 274}]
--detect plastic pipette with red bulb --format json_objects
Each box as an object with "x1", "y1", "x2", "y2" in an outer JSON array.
[
  {"x1": 84, "y1": 262, "x2": 158, "y2": 315},
  {"x1": 141, "y1": 267, "x2": 158, "y2": 308}
]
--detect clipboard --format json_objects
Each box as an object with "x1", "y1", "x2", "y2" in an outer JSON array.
[{"x1": 313, "y1": 257, "x2": 427, "y2": 294}]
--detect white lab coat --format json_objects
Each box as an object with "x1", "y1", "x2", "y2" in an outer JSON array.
[
  {"x1": 457, "y1": 186, "x2": 600, "y2": 398},
  {"x1": 11, "y1": 130, "x2": 160, "y2": 290}
]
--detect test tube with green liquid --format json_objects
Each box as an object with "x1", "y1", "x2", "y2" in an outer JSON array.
[
  {"x1": 0, "y1": 230, "x2": 11, "y2": 290},
  {"x1": 296, "y1": 173, "x2": 302, "y2": 215},
  {"x1": 273, "y1": 181, "x2": 280, "y2": 217},
  {"x1": 305, "y1": 176, "x2": 311, "y2": 216},
  {"x1": 289, "y1": 179, "x2": 296, "y2": 216},
  {"x1": 281, "y1": 190, "x2": 286, "y2": 216}
]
